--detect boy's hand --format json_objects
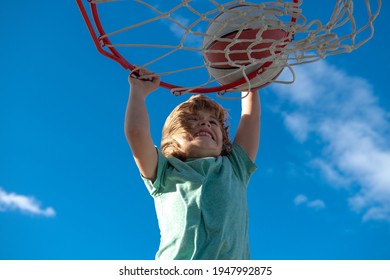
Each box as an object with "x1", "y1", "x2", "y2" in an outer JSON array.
[{"x1": 128, "y1": 67, "x2": 160, "y2": 97}]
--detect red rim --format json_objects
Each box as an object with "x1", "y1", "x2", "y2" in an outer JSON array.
[{"x1": 76, "y1": 0, "x2": 299, "y2": 94}]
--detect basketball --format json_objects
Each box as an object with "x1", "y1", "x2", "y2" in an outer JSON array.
[{"x1": 203, "y1": 5, "x2": 289, "y2": 91}]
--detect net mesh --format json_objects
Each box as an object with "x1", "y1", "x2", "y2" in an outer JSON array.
[{"x1": 83, "y1": 0, "x2": 382, "y2": 94}]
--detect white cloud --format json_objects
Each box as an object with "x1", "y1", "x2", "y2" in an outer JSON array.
[
  {"x1": 283, "y1": 113, "x2": 310, "y2": 142},
  {"x1": 307, "y1": 199, "x2": 326, "y2": 210},
  {"x1": 0, "y1": 187, "x2": 56, "y2": 217},
  {"x1": 310, "y1": 158, "x2": 351, "y2": 187},
  {"x1": 164, "y1": 14, "x2": 204, "y2": 49},
  {"x1": 294, "y1": 194, "x2": 308, "y2": 205},
  {"x1": 273, "y1": 60, "x2": 390, "y2": 222},
  {"x1": 294, "y1": 194, "x2": 326, "y2": 210},
  {"x1": 168, "y1": 15, "x2": 190, "y2": 38}
]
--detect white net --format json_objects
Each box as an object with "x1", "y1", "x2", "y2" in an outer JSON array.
[{"x1": 85, "y1": 0, "x2": 382, "y2": 94}]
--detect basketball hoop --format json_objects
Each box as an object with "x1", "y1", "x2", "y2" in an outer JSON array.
[{"x1": 76, "y1": 0, "x2": 382, "y2": 95}]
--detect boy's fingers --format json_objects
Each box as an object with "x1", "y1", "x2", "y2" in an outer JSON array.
[
  {"x1": 129, "y1": 67, "x2": 140, "y2": 79},
  {"x1": 129, "y1": 72, "x2": 138, "y2": 79},
  {"x1": 129, "y1": 67, "x2": 159, "y2": 84}
]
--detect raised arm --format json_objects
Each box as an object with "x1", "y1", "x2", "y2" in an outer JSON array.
[
  {"x1": 124, "y1": 68, "x2": 160, "y2": 181},
  {"x1": 233, "y1": 90, "x2": 261, "y2": 162}
]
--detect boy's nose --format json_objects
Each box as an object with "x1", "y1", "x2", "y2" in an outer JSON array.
[{"x1": 200, "y1": 120, "x2": 211, "y2": 127}]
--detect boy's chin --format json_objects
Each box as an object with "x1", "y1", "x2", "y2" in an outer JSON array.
[{"x1": 186, "y1": 146, "x2": 222, "y2": 158}]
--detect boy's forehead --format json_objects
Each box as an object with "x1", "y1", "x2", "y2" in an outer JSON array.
[{"x1": 192, "y1": 108, "x2": 218, "y2": 118}]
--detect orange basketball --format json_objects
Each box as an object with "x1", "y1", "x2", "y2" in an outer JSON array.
[{"x1": 203, "y1": 5, "x2": 289, "y2": 90}]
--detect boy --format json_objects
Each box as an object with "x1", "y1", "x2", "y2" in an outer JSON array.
[{"x1": 125, "y1": 67, "x2": 260, "y2": 259}]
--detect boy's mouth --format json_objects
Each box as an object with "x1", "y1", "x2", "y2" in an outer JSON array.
[{"x1": 194, "y1": 130, "x2": 214, "y2": 140}]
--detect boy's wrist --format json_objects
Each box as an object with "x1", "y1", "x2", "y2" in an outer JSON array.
[{"x1": 130, "y1": 88, "x2": 149, "y2": 101}]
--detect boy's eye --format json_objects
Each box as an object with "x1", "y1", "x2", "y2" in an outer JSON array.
[{"x1": 188, "y1": 116, "x2": 198, "y2": 121}]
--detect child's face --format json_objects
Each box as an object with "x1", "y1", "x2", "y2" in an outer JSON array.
[{"x1": 172, "y1": 109, "x2": 224, "y2": 159}]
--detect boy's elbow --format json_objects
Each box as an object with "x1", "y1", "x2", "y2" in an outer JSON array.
[{"x1": 124, "y1": 125, "x2": 141, "y2": 143}]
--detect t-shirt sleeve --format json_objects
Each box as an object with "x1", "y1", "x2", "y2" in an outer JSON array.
[
  {"x1": 141, "y1": 147, "x2": 168, "y2": 196},
  {"x1": 228, "y1": 142, "x2": 257, "y2": 186}
]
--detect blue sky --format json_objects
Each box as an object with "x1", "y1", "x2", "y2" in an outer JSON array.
[{"x1": 1, "y1": 0, "x2": 390, "y2": 260}]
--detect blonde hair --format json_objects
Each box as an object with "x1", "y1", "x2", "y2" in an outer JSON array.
[{"x1": 161, "y1": 95, "x2": 232, "y2": 160}]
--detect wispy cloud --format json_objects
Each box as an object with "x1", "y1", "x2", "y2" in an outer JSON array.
[
  {"x1": 294, "y1": 194, "x2": 326, "y2": 210},
  {"x1": 273, "y1": 60, "x2": 390, "y2": 222},
  {"x1": 168, "y1": 15, "x2": 190, "y2": 38},
  {"x1": 0, "y1": 187, "x2": 55, "y2": 217},
  {"x1": 294, "y1": 194, "x2": 308, "y2": 205},
  {"x1": 165, "y1": 14, "x2": 204, "y2": 49}
]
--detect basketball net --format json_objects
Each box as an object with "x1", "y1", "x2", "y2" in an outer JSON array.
[{"x1": 78, "y1": 0, "x2": 382, "y2": 95}]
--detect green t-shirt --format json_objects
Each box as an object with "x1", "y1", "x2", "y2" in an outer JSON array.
[{"x1": 142, "y1": 142, "x2": 256, "y2": 260}]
